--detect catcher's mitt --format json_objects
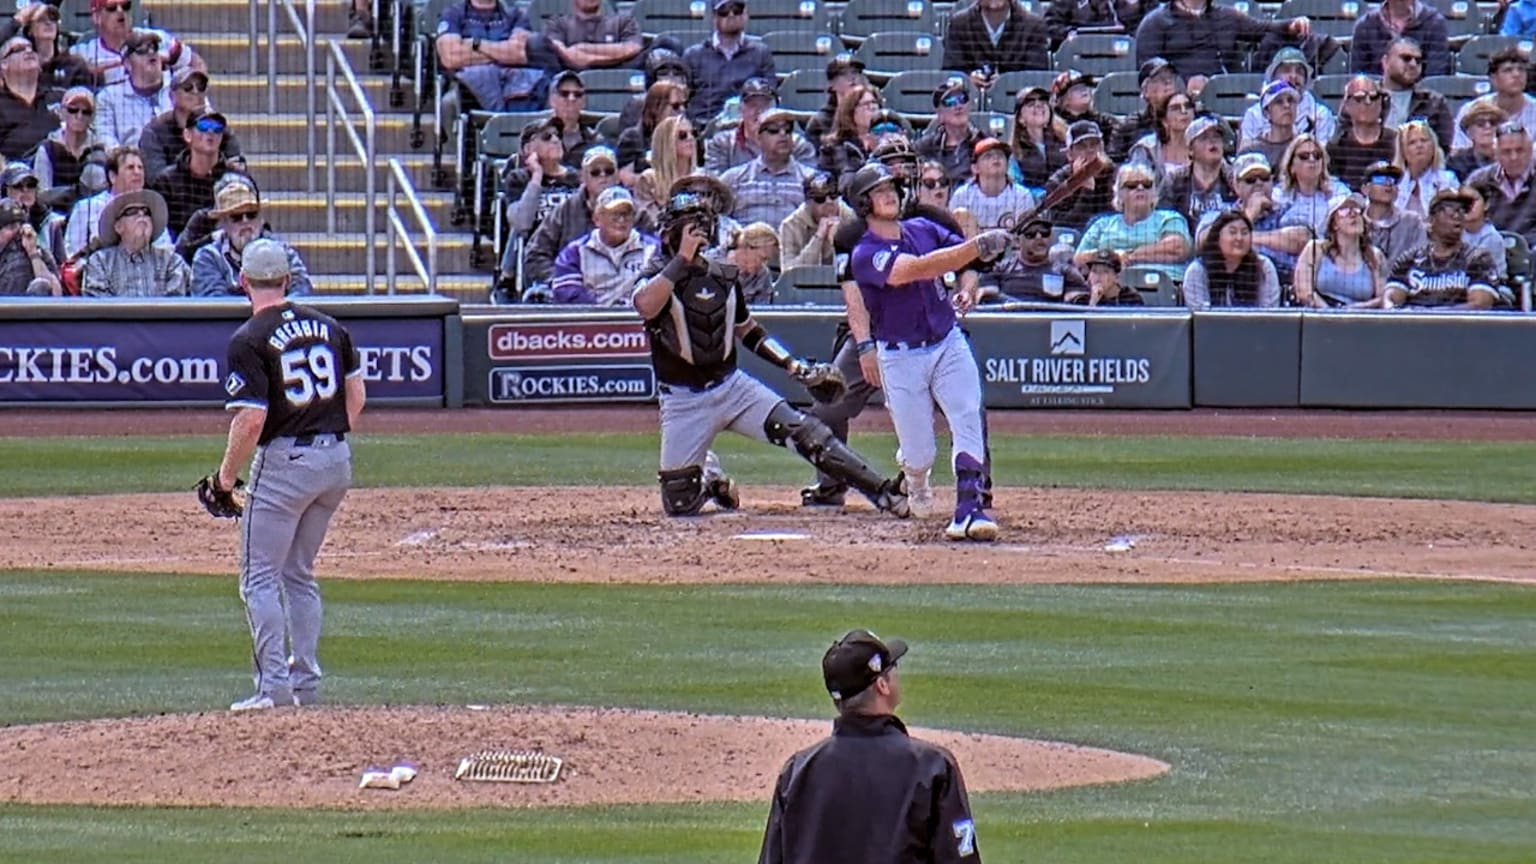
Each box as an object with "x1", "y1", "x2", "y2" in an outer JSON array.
[
  {"x1": 793, "y1": 360, "x2": 847, "y2": 403},
  {"x1": 195, "y1": 474, "x2": 245, "y2": 519}
]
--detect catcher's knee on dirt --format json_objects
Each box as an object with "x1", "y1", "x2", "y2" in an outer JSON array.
[
  {"x1": 658, "y1": 466, "x2": 710, "y2": 516},
  {"x1": 764, "y1": 402, "x2": 887, "y2": 497}
]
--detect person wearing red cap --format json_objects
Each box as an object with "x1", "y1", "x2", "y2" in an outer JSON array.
[
  {"x1": 950, "y1": 138, "x2": 1035, "y2": 232},
  {"x1": 71, "y1": 0, "x2": 202, "y2": 88},
  {"x1": 759, "y1": 629, "x2": 981, "y2": 864}
]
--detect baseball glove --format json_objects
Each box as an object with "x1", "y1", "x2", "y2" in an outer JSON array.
[
  {"x1": 195, "y1": 474, "x2": 245, "y2": 519},
  {"x1": 793, "y1": 360, "x2": 847, "y2": 403}
]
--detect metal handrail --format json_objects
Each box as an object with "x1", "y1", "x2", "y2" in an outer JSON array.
[
  {"x1": 265, "y1": 0, "x2": 317, "y2": 189},
  {"x1": 326, "y1": 38, "x2": 377, "y2": 290},
  {"x1": 386, "y1": 158, "x2": 438, "y2": 297}
]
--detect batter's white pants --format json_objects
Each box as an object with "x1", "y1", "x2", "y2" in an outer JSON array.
[{"x1": 876, "y1": 328, "x2": 986, "y2": 476}]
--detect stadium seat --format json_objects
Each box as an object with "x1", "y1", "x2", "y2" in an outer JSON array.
[
  {"x1": 1458, "y1": 35, "x2": 1534, "y2": 75},
  {"x1": 840, "y1": 0, "x2": 939, "y2": 41},
  {"x1": 851, "y1": 31, "x2": 945, "y2": 77},
  {"x1": 972, "y1": 110, "x2": 1013, "y2": 141},
  {"x1": 1200, "y1": 73, "x2": 1266, "y2": 121},
  {"x1": 777, "y1": 67, "x2": 833, "y2": 114},
  {"x1": 741, "y1": 0, "x2": 835, "y2": 32},
  {"x1": 594, "y1": 113, "x2": 624, "y2": 141},
  {"x1": 1310, "y1": 73, "x2": 1354, "y2": 110},
  {"x1": 1503, "y1": 232, "x2": 1533, "y2": 310},
  {"x1": 1053, "y1": 34, "x2": 1138, "y2": 77},
  {"x1": 763, "y1": 31, "x2": 842, "y2": 69},
  {"x1": 474, "y1": 110, "x2": 554, "y2": 271},
  {"x1": 579, "y1": 67, "x2": 649, "y2": 116},
  {"x1": 524, "y1": 0, "x2": 614, "y2": 26},
  {"x1": 630, "y1": 0, "x2": 710, "y2": 36},
  {"x1": 1420, "y1": 74, "x2": 1493, "y2": 106},
  {"x1": 882, "y1": 70, "x2": 972, "y2": 116},
  {"x1": 1121, "y1": 266, "x2": 1181, "y2": 306},
  {"x1": 1276, "y1": 0, "x2": 1362, "y2": 40},
  {"x1": 652, "y1": 26, "x2": 713, "y2": 50},
  {"x1": 1092, "y1": 70, "x2": 1142, "y2": 117},
  {"x1": 773, "y1": 266, "x2": 845, "y2": 305},
  {"x1": 988, "y1": 70, "x2": 1061, "y2": 114}
]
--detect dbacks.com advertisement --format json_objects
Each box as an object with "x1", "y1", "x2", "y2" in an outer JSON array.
[
  {"x1": 0, "y1": 318, "x2": 444, "y2": 403},
  {"x1": 488, "y1": 321, "x2": 649, "y2": 360}
]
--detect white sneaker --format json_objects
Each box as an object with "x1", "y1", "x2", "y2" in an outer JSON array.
[
  {"x1": 945, "y1": 512, "x2": 1000, "y2": 542},
  {"x1": 230, "y1": 694, "x2": 276, "y2": 712},
  {"x1": 904, "y1": 471, "x2": 935, "y2": 518}
]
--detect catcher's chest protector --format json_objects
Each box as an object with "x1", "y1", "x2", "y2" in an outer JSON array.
[{"x1": 651, "y1": 269, "x2": 740, "y2": 369}]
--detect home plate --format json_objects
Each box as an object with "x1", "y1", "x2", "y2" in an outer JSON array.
[{"x1": 735, "y1": 532, "x2": 810, "y2": 541}]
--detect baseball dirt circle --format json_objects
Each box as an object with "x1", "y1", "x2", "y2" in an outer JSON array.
[{"x1": 1, "y1": 407, "x2": 1531, "y2": 810}]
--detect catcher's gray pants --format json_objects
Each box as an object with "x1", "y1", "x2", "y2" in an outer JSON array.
[
  {"x1": 658, "y1": 369, "x2": 781, "y2": 472},
  {"x1": 806, "y1": 333, "x2": 880, "y2": 489},
  {"x1": 239, "y1": 434, "x2": 352, "y2": 704}
]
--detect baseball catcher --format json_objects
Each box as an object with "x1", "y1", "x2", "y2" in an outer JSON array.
[{"x1": 631, "y1": 188, "x2": 909, "y2": 518}]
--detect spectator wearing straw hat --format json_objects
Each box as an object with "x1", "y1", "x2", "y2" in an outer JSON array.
[
  {"x1": 1447, "y1": 101, "x2": 1507, "y2": 180},
  {"x1": 81, "y1": 188, "x2": 191, "y2": 296},
  {"x1": 192, "y1": 176, "x2": 311, "y2": 297}
]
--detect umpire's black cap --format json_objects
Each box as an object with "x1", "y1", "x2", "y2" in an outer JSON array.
[{"x1": 823, "y1": 629, "x2": 908, "y2": 702}]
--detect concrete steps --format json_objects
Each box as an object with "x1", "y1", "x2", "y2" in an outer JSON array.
[
  {"x1": 227, "y1": 113, "x2": 424, "y2": 153},
  {"x1": 284, "y1": 231, "x2": 474, "y2": 274},
  {"x1": 210, "y1": 75, "x2": 411, "y2": 116},
  {"x1": 263, "y1": 190, "x2": 456, "y2": 234},
  {"x1": 311, "y1": 273, "x2": 490, "y2": 302}
]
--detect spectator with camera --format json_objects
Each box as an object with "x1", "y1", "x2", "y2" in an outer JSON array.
[
  {"x1": 550, "y1": 185, "x2": 661, "y2": 305},
  {"x1": 139, "y1": 68, "x2": 245, "y2": 179},
  {"x1": 191, "y1": 176, "x2": 311, "y2": 297},
  {"x1": 0, "y1": 198, "x2": 60, "y2": 296},
  {"x1": 93, "y1": 30, "x2": 172, "y2": 150},
  {"x1": 4, "y1": 162, "x2": 65, "y2": 261},
  {"x1": 81, "y1": 188, "x2": 190, "y2": 297},
  {"x1": 681, "y1": 0, "x2": 774, "y2": 127},
  {"x1": 942, "y1": 0, "x2": 1051, "y2": 91},
  {"x1": 779, "y1": 172, "x2": 849, "y2": 269}
]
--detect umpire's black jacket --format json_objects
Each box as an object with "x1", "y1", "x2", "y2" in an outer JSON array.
[{"x1": 758, "y1": 713, "x2": 980, "y2": 864}]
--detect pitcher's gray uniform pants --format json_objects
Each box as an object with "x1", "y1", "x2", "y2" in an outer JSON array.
[{"x1": 240, "y1": 434, "x2": 352, "y2": 705}]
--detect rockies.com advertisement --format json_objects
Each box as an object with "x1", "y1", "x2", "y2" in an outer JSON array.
[{"x1": 0, "y1": 317, "x2": 445, "y2": 403}]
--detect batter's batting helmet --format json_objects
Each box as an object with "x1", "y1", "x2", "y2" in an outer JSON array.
[{"x1": 846, "y1": 162, "x2": 898, "y2": 218}]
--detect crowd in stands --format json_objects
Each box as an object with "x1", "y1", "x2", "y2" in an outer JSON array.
[
  {"x1": 0, "y1": 0, "x2": 316, "y2": 298},
  {"x1": 432, "y1": 0, "x2": 1536, "y2": 312}
]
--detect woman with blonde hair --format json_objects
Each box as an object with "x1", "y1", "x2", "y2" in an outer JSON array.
[
  {"x1": 1293, "y1": 194, "x2": 1386, "y2": 308},
  {"x1": 727, "y1": 221, "x2": 779, "y2": 302},
  {"x1": 1274, "y1": 133, "x2": 1349, "y2": 238},
  {"x1": 616, "y1": 80, "x2": 688, "y2": 182},
  {"x1": 1074, "y1": 162, "x2": 1191, "y2": 282},
  {"x1": 635, "y1": 115, "x2": 699, "y2": 224},
  {"x1": 1392, "y1": 118, "x2": 1458, "y2": 216}
]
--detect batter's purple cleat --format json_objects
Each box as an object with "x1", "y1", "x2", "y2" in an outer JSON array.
[{"x1": 945, "y1": 453, "x2": 998, "y2": 541}]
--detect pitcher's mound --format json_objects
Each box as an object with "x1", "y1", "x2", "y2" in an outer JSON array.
[{"x1": 0, "y1": 705, "x2": 1168, "y2": 809}]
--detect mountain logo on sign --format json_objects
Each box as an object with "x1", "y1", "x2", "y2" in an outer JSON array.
[{"x1": 1049, "y1": 320, "x2": 1086, "y2": 356}]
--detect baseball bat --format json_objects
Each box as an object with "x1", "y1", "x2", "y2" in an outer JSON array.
[{"x1": 1010, "y1": 154, "x2": 1114, "y2": 235}]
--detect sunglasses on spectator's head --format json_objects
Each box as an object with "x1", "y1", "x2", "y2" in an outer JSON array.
[
  {"x1": 1019, "y1": 227, "x2": 1051, "y2": 238},
  {"x1": 120, "y1": 205, "x2": 151, "y2": 218},
  {"x1": 759, "y1": 123, "x2": 792, "y2": 135},
  {"x1": 939, "y1": 91, "x2": 969, "y2": 108},
  {"x1": 919, "y1": 177, "x2": 950, "y2": 189},
  {"x1": 193, "y1": 117, "x2": 225, "y2": 135},
  {"x1": 587, "y1": 166, "x2": 615, "y2": 177},
  {"x1": 65, "y1": 104, "x2": 93, "y2": 116},
  {"x1": 716, "y1": 4, "x2": 745, "y2": 15},
  {"x1": 179, "y1": 80, "x2": 208, "y2": 93},
  {"x1": 228, "y1": 209, "x2": 261, "y2": 222},
  {"x1": 555, "y1": 88, "x2": 585, "y2": 100},
  {"x1": 1498, "y1": 120, "x2": 1527, "y2": 137}
]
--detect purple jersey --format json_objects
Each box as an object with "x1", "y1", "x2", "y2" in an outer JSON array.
[{"x1": 850, "y1": 218, "x2": 960, "y2": 345}]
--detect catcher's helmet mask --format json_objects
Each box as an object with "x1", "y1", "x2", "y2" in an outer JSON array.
[{"x1": 661, "y1": 190, "x2": 720, "y2": 254}]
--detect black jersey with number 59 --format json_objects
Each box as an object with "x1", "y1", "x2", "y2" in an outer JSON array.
[{"x1": 223, "y1": 303, "x2": 361, "y2": 444}]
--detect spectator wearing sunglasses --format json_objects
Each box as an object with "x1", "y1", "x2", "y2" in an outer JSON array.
[
  {"x1": 0, "y1": 35, "x2": 54, "y2": 161},
  {"x1": 1447, "y1": 101, "x2": 1506, "y2": 180},
  {"x1": 150, "y1": 107, "x2": 244, "y2": 239},
  {"x1": 1214, "y1": 151, "x2": 1311, "y2": 285},
  {"x1": 993, "y1": 212, "x2": 1087, "y2": 302},
  {"x1": 139, "y1": 68, "x2": 245, "y2": 179},
  {"x1": 33, "y1": 87, "x2": 106, "y2": 203},
  {"x1": 1452, "y1": 47, "x2": 1536, "y2": 151},
  {"x1": 914, "y1": 160, "x2": 952, "y2": 211},
  {"x1": 1049, "y1": 69, "x2": 1114, "y2": 142},
  {"x1": 536, "y1": 71, "x2": 596, "y2": 169},
  {"x1": 494, "y1": 117, "x2": 581, "y2": 300},
  {"x1": 951, "y1": 138, "x2": 1036, "y2": 233},
  {"x1": 64, "y1": 144, "x2": 171, "y2": 259},
  {"x1": 721, "y1": 109, "x2": 816, "y2": 228},
  {"x1": 1076, "y1": 162, "x2": 1191, "y2": 283},
  {"x1": 779, "y1": 172, "x2": 850, "y2": 269},
  {"x1": 1378, "y1": 38, "x2": 1453, "y2": 152},
  {"x1": 522, "y1": 145, "x2": 632, "y2": 300},
  {"x1": 682, "y1": 0, "x2": 775, "y2": 127},
  {"x1": 1327, "y1": 77, "x2": 1398, "y2": 190},
  {"x1": 93, "y1": 30, "x2": 173, "y2": 150},
  {"x1": 13, "y1": 2, "x2": 94, "y2": 97},
  {"x1": 1360, "y1": 161, "x2": 1427, "y2": 263},
  {"x1": 3, "y1": 162, "x2": 65, "y2": 262},
  {"x1": 616, "y1": 80, "x2": 688, "y2": 180},
  {"x1": 72, "y1": 0, "x2": 202, "y2": 88},
  {"x1": 1351, "y1": 0, "x2": 1451, "y2": 78},
  {"x1": 1383, "y1": 189, "x2": 1498, "y2": 309},
  {"x1": 1466, "y1": 121, "x2": 1536, "y2": 242},
  {"x1": 817, "y1": 84, "x2": 882, "y2": 187},
  {"x1": 192, "y1": 176, "x2": 311, "y2": 297},
  {"x1": 704, "y1": 78, "x2": 815, "y2": 174},
  {"x1": 81, "y1": 188, "x2": 191, "y2": 297},
  {"x1": 941, "y1": 0, "x2": 1051, "y2": 91},
  {"x1": 1293, "y1": 194, "x2": 1387, "y2": 309},
  {"x1": 1240, "y1": 48, "x2": 1336, "y2": 153},
  {"x1": 635, "y1": 115, "x2": 700, "y2": 227},
  {"x1": 617, "y1": 48, "x2": 689, "y2": 134},
  {"x1": 435, "y1": 0, "x2": 558, "y2": 114},
  {"x1": 915, "y1": 80, "x2": 984, "y2": 185},
  {"x1": 543, "y1": 0, "x2": 643, "y2": 73},
  {"x1": 0, "y1": 198, "x2": 59, "y2": 296},
  {"x1": 1273, "y1": 134, "x2": 1348, "y2": 237}
]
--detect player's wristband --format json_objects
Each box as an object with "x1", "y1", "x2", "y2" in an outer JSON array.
[
  {"x1": 661, "y1": 255, "x2": 692, "y2": 284},
  {"x1": 855, "y1": 339, "x2": 877, "y2": 356}
]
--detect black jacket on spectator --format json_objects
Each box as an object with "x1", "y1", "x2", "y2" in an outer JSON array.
[
  {"x1": 1327, "y1": 126, "x2": 1398, "y2": 190},
  {"x1": 615, "y1": 124, "x2": 651, "y2": 174},
  {"x1": 39, "y1": 54, "x2": 96, "y2": 101},
  {"x1": 804, "y1": 104, "x2": 837, "y2": 144},
  {"x1": 681, "y1": 35, "x2": 775, "y2": 127},
  {"x1": 1447, "y1": 148, "x2": 1493, "y2": 181},
  {"x1": 941, "y1": 1, "x2": 1051, "y2": 74},
  {"x1": 1043, "y1": 0, "x2": 1156, "y2": 46},
  {"x1": 1394, "y1": 88, "x2": 1456, "y2": 154},
  {"x1": 151, "y1": 152, "x2": 240, "y2": 239},
  {"x1": 1012, "y1": 131, "x2": 1069, "y2": 189},
  {"x1": 1134, "y1": 2, "x2": 1296, "y2": 78},
  {"x1": 819, "y1": 135, "x2": 872, "y2": 190},
  {"x1": 1351, "y1": 5, "x2": 1452, "y2": 78},
  {"x1": 1158, "y1": 164, "x2": 1241, "y2": 231},
  {"x1": 0, "y1": 85, "x2": 57, "y2": 161},
  {"x1": 1042, "y1": 161, "x2": 1117, "y2": 230},
  {"x1": 523, "y1": 190, "x2": 595, "y2": 287},
  {"x1": 915, "y1": 125, "x2": 985, "y2": 185},
  {"x1": 138, "y1": 111, "x2": 246, "y2": 179},
  {"x1": 1110, "y1": 110, "x2": 1157, "y2": 162},
  {"x1": 1467, "y1": 162, "x2": 1536, "y2": 244}
]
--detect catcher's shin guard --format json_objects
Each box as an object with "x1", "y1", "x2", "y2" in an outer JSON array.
[
  {"x1": 764, "y1": 403, "x2": 904, "y2": 513},
  {"x1": 658, "y1": 466, "x2": 710, "y2": 516}
]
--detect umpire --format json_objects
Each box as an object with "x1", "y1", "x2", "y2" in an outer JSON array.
[{"x1": 758, "y1": 630, "x2": 981, "y2": 864}]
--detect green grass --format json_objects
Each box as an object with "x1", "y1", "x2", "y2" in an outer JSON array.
[
  {"x1": 1, "y1": 574, "x2": 1534, "y2": 863},
  {"x1": 3, "y1": 432, "x2": 1536, "y2": 501}
]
